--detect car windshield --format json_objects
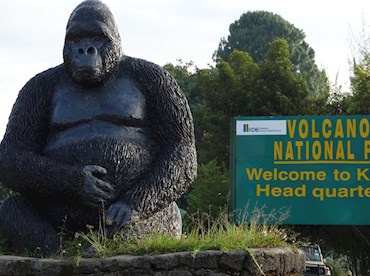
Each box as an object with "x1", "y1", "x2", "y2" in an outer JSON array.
[{"x1": 301, "y1": 246, "x2": 322, "y2": 262}]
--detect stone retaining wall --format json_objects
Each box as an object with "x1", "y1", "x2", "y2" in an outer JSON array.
[{"x1": 0, "y1": 247, "x2": 305, "y2": 276}]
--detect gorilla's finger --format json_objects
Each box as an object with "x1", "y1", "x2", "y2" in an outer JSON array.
[
  {"x1": 83, "y1": 165, "x2": 107, "y2": 178},
  {"x1": 95, "y1": 179, "x2": 114, "y2": 193},
  {"x1": 91, "y1": 166, "x2": 107, "y2": 177},
  {"x1": 94, "y1": 188, "x2": 114, "y2": 203}
]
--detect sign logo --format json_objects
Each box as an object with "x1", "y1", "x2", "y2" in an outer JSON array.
[{"x1": 236, "y1": 120, "x2": 287, "y2": 135}]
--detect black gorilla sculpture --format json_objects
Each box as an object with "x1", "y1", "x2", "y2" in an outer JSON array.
[{"x1": 0, "y1": 0, "x2": 196, "y2": 255}]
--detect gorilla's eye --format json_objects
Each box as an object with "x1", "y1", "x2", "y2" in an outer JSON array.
[{"x1": 72, "y1": 38, "x2": 81, "y2": 43}]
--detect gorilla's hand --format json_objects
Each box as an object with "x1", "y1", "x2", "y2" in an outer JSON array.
[{"x1": 79, "y1": 165, "x2": 115, "y2": 208}]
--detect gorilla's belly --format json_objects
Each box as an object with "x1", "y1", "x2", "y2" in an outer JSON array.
[
  {"x1": 45, "y1": 120, "x2": 148, "y2": 151},
  {"x1": 44, "y1": 121, "x2": 156, "y2": 195}
]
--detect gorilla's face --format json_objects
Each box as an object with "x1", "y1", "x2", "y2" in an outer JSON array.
[{"x1": 63, "y1": 1, "x2": 122, "y2": 88}]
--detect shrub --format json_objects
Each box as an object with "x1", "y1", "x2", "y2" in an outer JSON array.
[{"x1": 186, "y1": 160, "x2": 229, "y2": 219}]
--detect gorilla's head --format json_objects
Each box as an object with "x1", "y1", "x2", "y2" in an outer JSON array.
[{"x1": 63, "y1": 0, "x2": 123, "y2": 87}]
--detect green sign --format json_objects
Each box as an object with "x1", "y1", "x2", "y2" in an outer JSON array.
[{"x1": 230, "y1": 116, "x2": 370, "y2": 225}]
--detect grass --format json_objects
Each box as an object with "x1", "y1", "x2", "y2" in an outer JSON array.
[
  {"x1": 0, "y1": 207, "x2": 289, "y2": 258},
  {"x1": 70, "y1": 207, "x2": 289, "y2": 258}
]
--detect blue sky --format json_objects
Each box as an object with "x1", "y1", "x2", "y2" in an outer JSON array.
[{"x1": 0, "y1": 0, "x2": 369, "y2": 137}]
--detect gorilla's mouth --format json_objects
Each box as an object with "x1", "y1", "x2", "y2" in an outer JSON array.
[
  {"x1": 72, "y1": 67, "x2": 105, "y2": 87},
  {"x1": 76, "y1": 66, "x2": 102, "y2": 74},
  {"x1": 76, "y1": 66, "x2": 103, "y2": 77}
]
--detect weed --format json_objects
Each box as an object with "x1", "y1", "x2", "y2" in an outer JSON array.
[
  {"x1": 0, "y1": 207, "x2": 289, "y2": 258},
  {"x1": 77, "y1": 207, "x2": 289, "y2": 257}
]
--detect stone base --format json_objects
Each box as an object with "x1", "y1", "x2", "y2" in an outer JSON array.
[
  {"x1": 122, "y1": 202, "x2": 182, "y2": 239},
  {"x1": 0, "y1": 248, "x2": 305, "y2": 276},
  {"x1": 252, "y1": 247, "x2": 306, "y2": 276}
]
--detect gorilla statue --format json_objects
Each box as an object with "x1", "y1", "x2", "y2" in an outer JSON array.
[{"x1": 0, "y1": 0, "x2": 196, "y2": 255}]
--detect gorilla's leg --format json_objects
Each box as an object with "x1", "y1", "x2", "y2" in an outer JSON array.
[{"x1": 0, "y1": 196, "x2": 60, "y2": 255}]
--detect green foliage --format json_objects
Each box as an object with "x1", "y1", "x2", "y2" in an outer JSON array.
[
  {"x1": 60, "y1": 233, "x2": 91, "y2": 259},
  {"x1": 0, "y1": 183, "x2": 13, "y2": 200},
  {"x1": 344, "y1": 21, "x2": 370, "y2": 115},
  {"x1": 317, "y1": 84, "x2": 351, "y2": 115},
  {"x1": 163, "y1": 60, "x2": 205, "y2": 143},
  {"x1": 293, "y1": 225, "x2": 370, "y2": 276},
  {"x1": 256, "y1": 38, "x2": 309, "y2": 115},
  {"x1": 215, "y1": 11, "x2": 329, "y2": 97},
  {"x1": 163, "y1": 60, "x2": 201, "y2": 108},
  {"x1": 347, "y1": 54, "x2": 370, "y2": 114},
  {"x1": 197, "y1": 40, "x2": 310, "y2": 164},
  {"x1": 78, "y1": 209, "x2": 287, "y2": 257},
  {"x1": 195, "y1": 50, "x2": 258, "y2": 163},
  {"x1": 325, "y1": 260, "x2": 343, "y2": 276},
  {"x1": 0, "y1": 207, "x2": 288, "y2": 258},
  {"x1": 185, "y1": 160, "x2": 228, "y2": 219}
]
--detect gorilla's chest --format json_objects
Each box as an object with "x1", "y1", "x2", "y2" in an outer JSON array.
[
  {"x1": 51, "y1": 77, "x2": 146, "y2": 126},
  {"x1": 45, "y1": 76, "x2": 148, "y2": 152}
]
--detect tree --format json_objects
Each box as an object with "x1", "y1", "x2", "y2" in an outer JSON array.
[
  {"x1": 254, "y1": 38, "x2": 309, "y2": 115},
  {"x1": 197, "y1": 39, "x2": 310, "y2": 164},
  {"x1": 318, "y1": 81, "x2": 351, "y2": 115},
  {"x1": 196, "y1": 49, "x2": 259, "y2": 164},
  {"x1": 163, "y1": 60, "x2": 201, "y2": 108},
  {"x1": 345, "y1": 20, "x2": 370, "y2": 114},
  {"x1": 163, "y1": 60, "x2": 204, "y2": 142},
  {"x1": 294, "y1": 225, "x2": 370, "y2": 276},
  {"x1": 214, "y1": 11, "x2": 329, "y2": 97},
  {"x1": 347, "y1": 54, "x2": 370, "y2": 114}
]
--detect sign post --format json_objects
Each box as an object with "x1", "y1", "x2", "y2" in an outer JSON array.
[{"x1": 230, "y1": 116, "x2": 370, "y2": 225}]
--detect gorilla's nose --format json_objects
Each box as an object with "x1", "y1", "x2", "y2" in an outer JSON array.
[{"x1": 78, "y1": 46, "x2": 97, "y2": 55}]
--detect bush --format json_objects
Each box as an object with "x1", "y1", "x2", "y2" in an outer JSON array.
[{"x1": 186, "y1": 160, "x2": 229, "y2": 219}]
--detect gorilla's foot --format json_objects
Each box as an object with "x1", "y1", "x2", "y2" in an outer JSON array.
[{"x1": 0, "y1": 196, "x2": 60, "y2": 255}]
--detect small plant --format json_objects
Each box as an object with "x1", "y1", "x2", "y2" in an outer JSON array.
[
  {"x1": 186, "y1": 160, "x2": 229, "y2": 219},
  {"x1": 0, "y1": 183, "x2": 13, "y2": 200},
  {"x1": 325, "y1": 260, "x2": 342, "y2": 276},
  {"x1": 0, "y1": 207, "x2": 289, "y2": 259},
  {"x1": 76, "y1": 207, "x2": 288, "y2": 257}
]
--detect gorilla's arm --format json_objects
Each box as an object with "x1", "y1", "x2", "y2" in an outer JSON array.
[
  {"x1": 0, "y1": 68, "x2": 113, "y2": 205},
  {"x1": 109, "y1": 58, "x2": 197, "y2": 221}
]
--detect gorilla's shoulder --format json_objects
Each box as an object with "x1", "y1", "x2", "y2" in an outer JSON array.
[
  {"x1": 34, "y1": 64, "x2": 64, "y2": 79},
  {"x1": 122, "y1": 56, "x2": 162, "y2": 69},
  {"x1": 26, "y1": 65, "x2": 65, "y2": 86},
  {"x1": 120, "y1": 56, "x2": 170, "y2": 79}
]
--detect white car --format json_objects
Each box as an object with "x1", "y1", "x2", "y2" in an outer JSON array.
[{"x1": 301, "y1": 245, "x2": 327, "y2": 276}]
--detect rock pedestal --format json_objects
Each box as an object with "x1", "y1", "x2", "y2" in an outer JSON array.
[{"x1": 0, "y1": 248, "x2": 305, "y2": 276}]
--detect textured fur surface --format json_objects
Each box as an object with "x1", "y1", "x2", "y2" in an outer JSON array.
[{"x1": 0, "y1": 0, "x2": 196, "y2": 255}]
